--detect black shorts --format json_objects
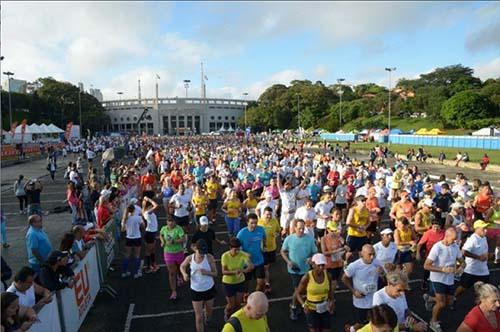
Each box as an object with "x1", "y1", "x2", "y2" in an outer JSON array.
[
  {"x1": 347, "y1": 235, "x2": 367, "y2": 252},
  {"x1": 459, "y1": 272, "x2": 489, "y2": 289},
  {"x1": 394, "y1": 250, "x2": 413, "y2": 265},
  {"x1": 245, "y1": 264, "x2": 265, "y2": 281},
  {"x1": 263, "y1": 251, "x2": 276, "y2": 265},
  {"x1": 289, "y1": 273, "x2": 304, "y2": 289},
  {"x1": 125, "y1": 238, "x2": 142, "y2": 247},
  {"x1": 143, "y1": 190, "x2": 155, "y2": 199},
  {"x1": 223, "y1": 282, "x2": 246, "y2": 297},
  {"x1": 366, "y1": 222, "x2": 378, "y2": 233},
  {"x1": 354, "y1": 307, "x2": 370, "y2": 325},
  {"x1": 327, "y1": 267, "x2": 343, "y2": 281},
  {"x1": 174, "y1": 215, "x2": 190, "y2": 227},
  {"x1": 306, "y1": 310, "x2": 331, "y2": 329},
  {"x1": 208, "y1": 199, "x2": 218, "y2": 210},
  {"x1": 314, "y1": 228, "x2": 325, "y2": 239},
  {"x1": 336, "y1": 203, "x2": 347, "y2": 210},
  {"x1": 144, "y1": 231, "x2": 156, "y2": 244},
  {"x1": 191, "y1": 286, "x2": 216, "y2": 302}
]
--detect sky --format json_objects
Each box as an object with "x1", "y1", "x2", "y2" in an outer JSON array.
[{"x1": 2, "y1": 1, "x2": 500, "y2": 101}]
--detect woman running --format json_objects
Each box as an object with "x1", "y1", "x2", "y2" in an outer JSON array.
[
  {"x1": 222, "y1": 190, "x2": 242, "y2": 237},
  {"x1": 121, "y1": 204, "x2": 145, "y2": 279},
  {"x1": 160, "y1": 217, "x2": 187, "y2": 300},
  {"x1": 180, "y1": 239, "x2": 218, "y2": 332},
  {"x1": 142, "y1": 196, "x2": 159, "y2": 273}
]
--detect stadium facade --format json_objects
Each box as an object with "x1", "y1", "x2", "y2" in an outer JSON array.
[{"x1": 102, "y1": 97, "x2": 247, "y2": 135}]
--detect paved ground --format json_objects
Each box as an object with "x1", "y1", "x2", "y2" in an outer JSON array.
[{"x1": 1, "y1": 150, "x2": 499, "y2": 332}]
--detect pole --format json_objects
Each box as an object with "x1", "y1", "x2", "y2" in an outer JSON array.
[
  {"x1": 339, "y1": 92, "x2": 342, "y2": 127},
  {"x1": 385, "y1": 67, "x2": 396, "y2": 145},
  {"x1": 78, "y1": 90, "x2": 82, "y2": 138},
  {"x1": 8, "y1": 78, "x2": 12, "y2": 130},
  {"x1": 243, "y1": 92, "x2": 248, "y2": 129},
  {"x1": 297, "y1": 94, "x2": 300, "y2": 138}
]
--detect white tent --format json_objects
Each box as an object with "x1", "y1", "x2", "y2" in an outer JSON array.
[
  {"x1": 472, "y1": 127, "x2": 500, "y2": 137},
  {"x1": 47, "y1": 124, "x2": 65, "y2": 133}
]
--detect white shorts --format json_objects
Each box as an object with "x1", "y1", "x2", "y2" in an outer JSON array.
[{"x1": 280, "y1": 212, "x2": 295, "y2": 229}]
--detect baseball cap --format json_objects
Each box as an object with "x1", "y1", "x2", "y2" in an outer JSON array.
[
  {"x1": 323, "y1": 186, "x2": 333, "y2": 193},
  {"x1": 451, "y1": 202, "x2": 464, "y2": 210},
  {"x1": 199, "y1": 216, "x2": 209, "y2": 226},
  {"x1": 473, "y1": 220, "x2": 490, "y2": 229},
  {"x1": 326, "y1": 221, "x2": 339, "y2": 232},
  {"x1": 423, "y1": 199, "x2": 434, "y2": 207},
  {"x1": 380, "y1": 228, "x2": 393, "y2": 235},
  {"x1": 311, "y1": 253, "x2": 326, "y2": 265}
]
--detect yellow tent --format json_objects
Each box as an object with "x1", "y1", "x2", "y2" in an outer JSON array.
[
  {"x1": 428, "y1": 128, "x2": 446, "y2": 135},
  {"x1": 415, "y1": 128, "x2": 429, "y2": 135}
]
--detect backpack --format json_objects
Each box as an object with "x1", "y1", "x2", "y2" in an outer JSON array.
[{"x1": 226, "y1": 316, "x2": 242, "y2": 332}]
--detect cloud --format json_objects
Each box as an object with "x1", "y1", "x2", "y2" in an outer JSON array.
[
  {"x1": 466, "y1": 22, "x2": 500, "y2": 52},
  {"x1": 246, "y1": 69, "x2": 304, "y2": 99},
  {"x1": 313, "y1": 65, "x2": 329, "y2": 79},
  {"x1": 474, "y1": 57, "x2": 500, "y2": 81}
]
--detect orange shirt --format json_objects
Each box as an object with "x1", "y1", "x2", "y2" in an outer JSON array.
[
  {"x1": 475, "y1": 194, "x2": 492, "y2": 213},
  {"x1": 141, "y1": 174, "x2": 156, "y2": 191},
  {"x1": 366, "y1": 197, "x2": 380, "y2": 222},
  {"x1": 392, "y1": 201, "x2": 415, "y2": 221}
]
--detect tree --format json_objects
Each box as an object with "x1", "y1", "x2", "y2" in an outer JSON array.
[
  {"x1": 441, "y1": 91, "x2": 494, "y2": 128},
  {"x1": 420, "y1": 64, "x2": 475, "y2": 86}
]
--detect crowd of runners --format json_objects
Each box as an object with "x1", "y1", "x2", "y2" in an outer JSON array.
[{"x1": 1, "y1": 132, "x2": 499, "y2": 332}]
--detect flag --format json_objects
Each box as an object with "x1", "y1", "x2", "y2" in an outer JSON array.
[
  {"x1": 65, "y1": 122, "x2": 73, "y2": 140},
  {"x1": 204, "y1": 75, "x2": 208, "y2": 81},
  {"x1": 20, "y1": 119, "x2": 27, "y2": 143},
  {"x1": 156, "y1": 74, "x2": 160, "y2": 79},
  {"x1": 10, "y1": 121, "x2": 18, "y2": 139}
]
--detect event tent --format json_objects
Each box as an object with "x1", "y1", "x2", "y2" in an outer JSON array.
[{"x1": 472, "y1": 127, "x2": 500, "y2": 137}]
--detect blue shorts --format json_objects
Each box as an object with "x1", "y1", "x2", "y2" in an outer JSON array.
[
  {"x1": 346, "y1": 235, "x2": 367, "y2": 252},
  {"x1": 431, "y1": 281, "x2": 455, "y2": 295},
  {"x1": 223, "y1": 282, "x2": 245, "y2": 297},
  {"x1": 394, "y1": 250, "x2": 413, "y2": 264}
]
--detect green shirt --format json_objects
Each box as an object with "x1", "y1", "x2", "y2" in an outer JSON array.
[
  {"x1": 221, "y1": 250, "x2": 250, "y2": 284},
  {"x1": 160, "y1": 225, "x2": 184, "y2": 253}
]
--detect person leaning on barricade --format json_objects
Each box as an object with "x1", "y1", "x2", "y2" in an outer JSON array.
[
  {"x1": 38, "y1": 251, "x2": 75, "y2": 292},
  {"x1": 1, "y1": 292, "x2": 39, "y2": 332},
  {"x1": 6, "y1": 266, "x2": 52, "y2": 312}
]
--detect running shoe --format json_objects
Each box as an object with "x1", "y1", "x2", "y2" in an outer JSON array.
[
  {"x1": 429, "y1": 321, "x2": 443, "y2": 332},
  {"x1": 289, "y1": 306, "x2": 299, "y2": 321},
  {"x1": 134, "y1": 271, "x2": 143, "y2": 279},
  {"x1": 151, "y1": 265, "x2": 160, "y2": 273},
  {"x1": 121, "y1": 271, "x2": 131, "y2": 279}
]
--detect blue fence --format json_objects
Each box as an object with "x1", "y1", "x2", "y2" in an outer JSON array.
[{"x1": 389, "y1": 135, "x2": 500, "y2": 150}]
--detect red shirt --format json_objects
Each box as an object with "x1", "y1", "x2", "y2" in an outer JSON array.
[
  {"x1": 97, "y1": 205, "x2": 111, "y2": 229},
  {"x1": 418, "y1": 229, "x2": 445, "y2": 257},
  {"x1": 462, "y1": 305, "x2": 500, "y2": 332},
  {"x1": 327, "y1": 171, "x2": 340, "y2": 187}
]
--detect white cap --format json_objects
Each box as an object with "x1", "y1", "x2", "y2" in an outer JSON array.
[
  {"x1": 322, "y1": 186, "x2": 333, "y2": 193},
  {"x1": 311, "y1": 253, "x2": 326, "y2": 265},
  {"x1": 100, "y1": 189, "x2": 111, "y2": 197},
  {"x1": 380, "y1": 228, "x2": 393, "y2": 235},
  {"x1": 423, "y1": 199, "x2": 434, "y2": 207},
  {"x1": 130, "y1": 198, "x2": 139, "y2": 204},
  {"x1": 199, "y1": 216, "x2": 209, "y2": 225}
]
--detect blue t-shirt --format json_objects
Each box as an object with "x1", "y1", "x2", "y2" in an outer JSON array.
[
  {"x1": 259, "y1": 172, "x2": 272, "y2": 186},
  {"x1": 282, "y1": 234, "x2": 317, "y2": 275},
  {"x1": 307, "y1": 184, "x2": 321, "y2": 203},
  {"x1": 193, "y1": 166, "x2": 206, "y2": 183},
  {"x1": 237, "y1": 226, "x2": 266, "y2": 266},
  {"x1": 26, "y1": 226, "x2": 53, "y2": 266}
]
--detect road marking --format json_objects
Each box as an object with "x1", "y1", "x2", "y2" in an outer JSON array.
[
  {"x1": 123, "y1": 303, "x2": 135, "y2": 332},
  {"x1": 1, "y1": 199, "x2": 65, "y2": 206},
  {"x1": 131, "y1": 279, "x2": 424, "y2": 319}
]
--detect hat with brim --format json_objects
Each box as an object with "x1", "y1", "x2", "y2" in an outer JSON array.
[
  {"x1": 473, "y1": 220, "x2": 490, "y2": 229},
  {"x1": 380, "y1": 228, "x2": 393, "y2": 235},
  {"x1": 311, "y1": 253, "x2": 326, "y2": 265}
]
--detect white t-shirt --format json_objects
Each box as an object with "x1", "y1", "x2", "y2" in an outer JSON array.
[
  {"x1": 335, "y1": 185, "x2": 348, "y2": 204},
  {"x1": 256, "y1": 200, "x2": 278, "y2": 218},
  {"x1": 427, "y1": 241, "x2": 462, "y2": 285},
  {"x1": 144, "y1": 211, "x2": 158, "y2": 233},
  {"x1": 344, "y1": 259, "x2": 382, "y2": 309},
  {"x1": 125, "y1": 215, "x2": 143, "y2": 239},
  {"x1": 373, "y1": 241, "x2": 398, "y2": 273},
  {"x1": 463, "y1": 233, "x2": 489, "y2": 276},
  {"x1": 280, "y1": 187, "x2": 299, "y2": 213},
  {"x1": 373, "y1": 288, "x2": 408, "y2": 324},
  {"x1": 6, "y1": 283, "x2": 36, "y2": 308},
  {"x1": 69, "y1": 170, "x2": 79, "y2": 184},
  {"x1": 295, "y1": 206, "x2": 316, "y2": 222},
  {"x1": 314, "y1": 200, "x2": 334, "y2": 229},
  {"x1": 375, "y1": 186, "x2": 389, "y2": 208},
  {"x1": 170, "y1": 193, "x2": 191, "y2": 217}
]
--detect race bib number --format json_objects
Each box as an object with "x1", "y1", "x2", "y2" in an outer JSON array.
[
  {"x1": 315, "y1": 301, "x2": 328, "y2": 314},
  {"x1": 363, "y1": 283, "x2": 377, "y2": 294}
]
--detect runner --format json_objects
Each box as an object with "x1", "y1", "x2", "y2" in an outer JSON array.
[
  {"x1": 180, "y1": 239, "x2": 218, "y2": 332},
  {"x1": 205, "y1": 174, "x2": 220, "y2": 224},
  {"x1": 295, "y1": 198, "x2": 317, "y2": 239},
  {"x1": 373, "y1": 228, "x2": 398, "y2": 285},
  {"x1": 321, "y1": 221, "x2": 348, "y2": 291},
  {"x1": 257, "y1": 207, "x2": 281, "y2": 294},
  {"x1": 393, "y1": 217, "x2": 417, "y2": 277},
  {"x1": 192, "y1": 185, "x2": 208, "y2": 225},
  {"x1": 223, "y1": 190, "x2": 243, "y2": 238},
  {"x1": 169, "y1": 183, "x2": 192, "y2": 252},
  {"x1": 278, "y1": 174, "x2": 299, "y2": 238},
  {"x1": 346, "y1": 196, "x2": 370, "y2": 259},
  {"x1": 121, "y1": 204, "x2": 144, "y2": 279},
  {"x1": 160, "y1": 217, "x2": 187, "y2": 300},
  {"x1": 142, "y1": 196, "x2": 159, "y2": 273},
  {"x1": 314, "y1": 187, "x2": 334, "y2": 241}
]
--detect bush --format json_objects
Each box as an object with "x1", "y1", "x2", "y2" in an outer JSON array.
[{"x1": 467, "y1": 118, "x2": 500, "y2": 130}]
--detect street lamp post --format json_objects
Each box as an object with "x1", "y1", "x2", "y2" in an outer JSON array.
[
  {"x1": 78, "y1": 88, "x2": 82, "y2": 138},
  {"x1": 385, "y1": 67, "x2": 396, "y2": 143},
  {"x1": 117, "y1": 91, "x2": 123, "y2": 101},
  {"x1": 297, "y1": 94, "x2": 301, "y2": 138},
  {"x1": 183, "y1": 80, "x2": 191, "y2": 98},
  {"x1": 337, "y1": 78, "x2": 345, "y2": 128},
  {"x1": 3, "y1": 71, "x2": 14, "y2": 129},
  {"x1": 242, "y1": 92, "x2": 248, "y2": 129}
]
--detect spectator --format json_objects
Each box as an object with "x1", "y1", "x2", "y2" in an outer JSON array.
[
  {"x1": 13, "y1": 175, "x2": 27, "y2": 215},
  {"x1": 38, "y1": 250, "x2": 75, "y2": 291},
  {"x1": 222, "y1": 291, "x2": 270, "y2": 332},
  {"x1": 25, "y1": 214, "x2": 52, "y2": 273},
  {"x1": 438, "y1": 151, "x2": 445, "y2": 164},
  {"x1": 480, "y1": 154, "x2": 490, "y2": 171},
  {"x1": 24, "y1": 179, "x2": 43, "y2": 216},
  {"x1": 1, "y1": 292, "x2": 37, "y2": 332},
  {"x1": 1, "y1": 257, "x2": 12, "y2": 292},
  {"x1": 6, "y1": 266, "x2": 52, "y2": 310},
  {"x1": 457, "y1": 282, "x2": 500, "y2": 332}
]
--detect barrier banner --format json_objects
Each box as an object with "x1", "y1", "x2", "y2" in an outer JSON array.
[
  {"x1": 64, "y1": 122, "x2": 73, "y2": 141},
  {"x1": 95, "y1": 221, "x2": 119, "y2": 283},
  {"x1": 57, "y1": 246, "x2": 100, "y2": 332},
  {"x1": 29, "y1": 297, "x2": 62, "y2": 332}
]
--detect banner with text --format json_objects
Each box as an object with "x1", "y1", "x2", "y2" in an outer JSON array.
[
  {"x1": 29, "y1": 296, "x2": 62, "y2": 332},
  {"x1": 95, "y1": 220, "x2": 119, "y2": 283},
  {"x1": 57, "y1": 245, "x2": 100, "y2": 332}
]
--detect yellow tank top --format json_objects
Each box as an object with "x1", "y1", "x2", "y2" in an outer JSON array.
[
  {"x1": 306, "y1": 270, "x2": 330, "y2": 308},
  {"x1": 246, "y1": 198, "x2": 258, "y2": 210},
  {"x1": 226, "y1": 200, "x2": 241, "y2": 218},
  {"x1": 416, "y1": 210, "x2": 431, "y2": 234},
  {"x1": 397, "y1": 228, "x2": 413, "y2": 251},
  {"x1": 348, "y1": 207, "x2": 369, "y2": 237},
  {"x1": 193, "y1": 195, "x2": 207, "y2": 216}
]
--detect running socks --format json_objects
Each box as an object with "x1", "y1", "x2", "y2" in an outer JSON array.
[
  {"x1": 122, "y1": 258, "x2": 129, "y2": 272},
  {"x1": 133, "y1": 258, "x2": 141, "y2": 274}
]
